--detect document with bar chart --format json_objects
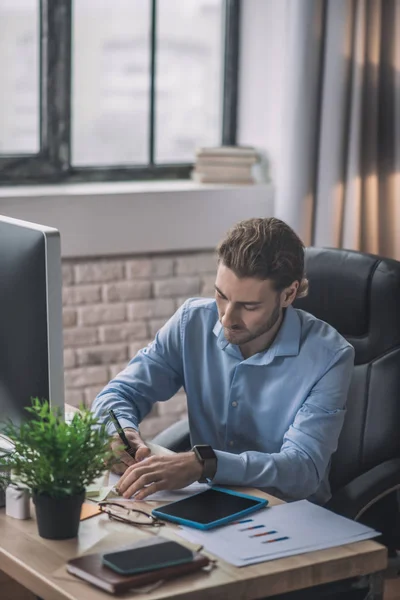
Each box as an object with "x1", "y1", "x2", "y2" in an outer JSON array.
[{"x1": 175, "y1": 500, "x2": 379, "y2": 566}]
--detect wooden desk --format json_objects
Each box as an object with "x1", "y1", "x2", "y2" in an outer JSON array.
[{"x1": 0, "y1": 487, "x2": 387, "y2": 600}]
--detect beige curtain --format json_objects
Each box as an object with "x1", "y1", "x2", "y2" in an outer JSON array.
[{"x1": 277, "y1": 0, "x2": 400, "y2": 259}]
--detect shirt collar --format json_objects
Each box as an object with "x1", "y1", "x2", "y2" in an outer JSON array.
[
  {"x1": 270, "y1": 305, "x2": 301, "y2": 358},
  {"x1": 212, "y1": 305, "x2": 301, "y2": 362}
]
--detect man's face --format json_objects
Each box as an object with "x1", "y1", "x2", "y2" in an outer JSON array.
[{"x1": 214, "y1": 263, "x2": 289, "y2": 347}]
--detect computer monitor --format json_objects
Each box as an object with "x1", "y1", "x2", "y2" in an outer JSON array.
[{"x1": 0, "y1": 215, "x2": 65, "y2": 427}]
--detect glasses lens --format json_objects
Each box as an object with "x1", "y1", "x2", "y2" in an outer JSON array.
[
  {"x1": 105, "y1": 504, "x2": 153, "y2": 525},
  {"x1": 127, "y1": 510, "x2": 154, "y2": 525}
]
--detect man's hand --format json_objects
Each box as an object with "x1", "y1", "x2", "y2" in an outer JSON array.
[
  {"x1": 116, "y1": 452, "x2": 203, "y2": 500},
  {"x1": 110, "y1": 428, "x2": 151, "y2": 474}
]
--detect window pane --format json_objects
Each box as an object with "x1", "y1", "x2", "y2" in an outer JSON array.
[
  {"x1": 72, "y1": 0, "x2": 151, "y2": 166},
  {"x1": 0, "y1": 0, "x2": 40, "y2": 154},
  {"x1": 156, "y1": 0, "x2": 224, "y2": 163}
]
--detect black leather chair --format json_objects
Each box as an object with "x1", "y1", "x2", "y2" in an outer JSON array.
[{"x1": 152, "y1": 247, "x2": 400, "y2": 546}]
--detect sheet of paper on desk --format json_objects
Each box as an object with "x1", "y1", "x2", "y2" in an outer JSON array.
[
  {"x1": 108, "y1": 471, "x2": 210, "y2": 502},
  {"x1": 175, "y1": 499, "x2": 380, "y2": 567}
]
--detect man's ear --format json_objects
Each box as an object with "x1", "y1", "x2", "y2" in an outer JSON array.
[{"x1": 281, "y1": 282, "x2": 299, "y2": 307}]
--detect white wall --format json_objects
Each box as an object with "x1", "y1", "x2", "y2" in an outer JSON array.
[
  {"x1": 237, "y1": 0, "x2": 288, "y2": 187},
  {"x1": 0, "y1": 182, "x2": 273, "y2": 258}
]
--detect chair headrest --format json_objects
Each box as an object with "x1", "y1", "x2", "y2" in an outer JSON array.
[{"x1": 293, "y1": 247, "x2": 400, "y2": 364}]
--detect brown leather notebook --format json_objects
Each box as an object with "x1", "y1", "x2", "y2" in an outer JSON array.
[{"x1": 66, "y1": 537, "x2": 210, "y2": 595}]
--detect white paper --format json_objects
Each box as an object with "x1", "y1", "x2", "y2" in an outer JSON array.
[
  {"x1": 175, "y1": 499, "x2": 380, "y2": 567},
  {"x1": 108, "y1": 471, "x2": 210, "y2": 502},
  {"x1": 139, "y1": 483, "x2": 210, "y2": 502}
]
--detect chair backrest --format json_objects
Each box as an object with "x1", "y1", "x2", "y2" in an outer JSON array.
[{"x1": 293, "y1": 247, "x2": 400, "y2": 493}]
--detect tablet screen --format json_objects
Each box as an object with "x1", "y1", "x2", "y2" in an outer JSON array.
[{"x1": 153, "y1": 488, "x2": 264, "y2": 525}]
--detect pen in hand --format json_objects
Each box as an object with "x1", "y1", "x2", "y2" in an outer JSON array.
[{"x1": 109, "y1": 409, "x2": 137, "y2": 458}]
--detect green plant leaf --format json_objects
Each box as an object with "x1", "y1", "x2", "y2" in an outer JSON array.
[{"x1": 0, "y1": 398, "x2": 113, "y2": 499}]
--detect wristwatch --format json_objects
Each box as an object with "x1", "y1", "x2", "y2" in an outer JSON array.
[{"x1": 192, "y1": 445, "x2": 218, "y2": 483}]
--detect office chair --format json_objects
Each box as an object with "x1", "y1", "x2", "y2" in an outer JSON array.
[{"x1": 152, "y1": 247, "x2": 400, "y2": 548}]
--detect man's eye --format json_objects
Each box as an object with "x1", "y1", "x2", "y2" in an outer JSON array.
[{"x1": 243, "y1": 305, "x2": 258, "y2": 311}]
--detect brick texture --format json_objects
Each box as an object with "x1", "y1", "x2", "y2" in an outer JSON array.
[
  {"x1": 63, "y1": 348, "x2": 76, "y2": 369},
  {"x1": 99, "y1": 322, "x2": 148, "y2": 344},
  {"x1": 76, "y1": 344, "x2": 128, "y2": 367},
  {"x1": 175, "y1": 253, "x2": 217, "y2": 275},
  {"x1": 63, "y1": 285, "x2": 102, "y2": 305},
  {"x1": 153, "y1": 277, "x2": 200, "y2": 298},
  {"x1": 201, "y1": 275, "x2": 216, "y2": 297},
  {"x1": 103, "y1": 281, "x2": 151, "y2": 302},
  {"x1": 126, "y1": 258, "x2": 174, "y2": 279},
  {"x1": 74, "y1": 261, "x2": 124, "y2": 284},
  {"x1": 62, "y1": 251, "x2": 215, "y2": 436},
  {"x1": 63, "y1": 308, "x2": 77, "y2": 328},
  {"x1": 63, "y1": 327, "x2": 98, "y2": 347},
  {"x1": 78, "y1": 304, "x2": 126, "y2": 326},
  {"x1": 127, "y1": 298, "x2": 175, "y2": 321},
  {"x1": 64, "y1": 365, "x2": 109, "y2": 389}
]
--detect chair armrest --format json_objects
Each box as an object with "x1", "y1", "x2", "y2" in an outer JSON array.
[
  {"x1": 326, "y1": 458, "x2": 400, "y2": 520},
  {"x1": 151, "y1": 418, "x2": 191, "y2": 453}
]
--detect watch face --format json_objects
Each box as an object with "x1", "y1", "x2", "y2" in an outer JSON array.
[{"x1": 196, "y1": 446, "x2": 216, "y2": 460}]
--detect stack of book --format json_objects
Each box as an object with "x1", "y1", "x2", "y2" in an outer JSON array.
[{"x1": 191, "y1": 146, "x2": 261, "y2": 185}]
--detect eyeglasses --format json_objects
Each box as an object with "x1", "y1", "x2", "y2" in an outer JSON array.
[{"x1": 98, "y1": 501, "x2": 165, "y2": 527}]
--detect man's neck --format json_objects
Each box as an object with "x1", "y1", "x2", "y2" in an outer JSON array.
[{"x1": 240, "y1": 312, "x2": 284, "y2": 359}]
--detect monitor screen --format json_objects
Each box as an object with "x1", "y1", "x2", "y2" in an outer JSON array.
[{"x1": 0, "y1": 216, "x2": 65, "y2": 428}]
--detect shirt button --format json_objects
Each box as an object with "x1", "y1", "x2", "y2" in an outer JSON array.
[
  {"x1": 231, "y1": 401, "x2": 238, "y2": 407},
  {"x1": 229, "y1": 440, "x2": 234, "y2": 447}
]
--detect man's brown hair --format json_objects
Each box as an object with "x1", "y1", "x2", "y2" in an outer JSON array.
[{"x1": 217, "y1": 218, "x2": 308, "y2": 298}]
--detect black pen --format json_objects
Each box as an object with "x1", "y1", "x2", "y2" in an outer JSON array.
[{"x1": 109, "y1": 409, "x2": 136, "y2": 458}]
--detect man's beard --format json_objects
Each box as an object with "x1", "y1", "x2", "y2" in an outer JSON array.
[{"x1": 223, "y1": 299, "x2": 282, "y2": 346}]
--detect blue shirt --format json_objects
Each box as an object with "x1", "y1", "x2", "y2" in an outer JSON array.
[{"x1": 92, "y1": 298, "x2": 354, "y2": 504}]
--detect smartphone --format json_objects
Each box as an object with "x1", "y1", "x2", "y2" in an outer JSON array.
[{"x1": 102, "y1": 540, "x2": 194, "y2": 575}]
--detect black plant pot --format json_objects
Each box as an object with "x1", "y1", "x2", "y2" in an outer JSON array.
[{"x1": 33, "y1": 490, "x2": 85, "y2": 540}]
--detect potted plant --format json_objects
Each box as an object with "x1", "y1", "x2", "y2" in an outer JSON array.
[{"x1": 0, "y1": 398, "x2": 113, "y2": 540}]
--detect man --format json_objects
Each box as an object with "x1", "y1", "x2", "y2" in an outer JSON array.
[{"x1": 92, "y1": 218, "x2": 354, "y2": 504}]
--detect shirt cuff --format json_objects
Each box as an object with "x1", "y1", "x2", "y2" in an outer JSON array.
[
  {"x1": 213, "y1": 450, "x2": 246, "y2": 485},
  {"x1": 106, "y1": 418, "x2": 139, "y2": 436}
]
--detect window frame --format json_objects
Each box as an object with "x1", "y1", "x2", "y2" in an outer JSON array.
[{"x1": 0, "y1": 0, "x2": 240, "y2": 186}]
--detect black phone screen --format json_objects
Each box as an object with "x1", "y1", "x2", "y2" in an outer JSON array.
[{"x1": 102, "y1": 540, "x2": 194, "y2": 575}]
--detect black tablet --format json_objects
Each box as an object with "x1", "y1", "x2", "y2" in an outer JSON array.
[{"x1": 152, "y1": 486, "x2": 268, "y2": 530}]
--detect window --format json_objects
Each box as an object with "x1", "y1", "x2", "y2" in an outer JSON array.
[{"x1": 0, "y1": 0, "x2": 239, "y2": 185}]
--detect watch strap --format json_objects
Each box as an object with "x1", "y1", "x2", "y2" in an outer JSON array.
[{"x1": 192, "y1": 445, "x2": 217, "y2": 483}]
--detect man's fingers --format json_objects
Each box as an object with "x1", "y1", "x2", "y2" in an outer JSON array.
[
  {"x1": 110, "y1": 434, "x2": 150, "y2": 477},
  {"x1": 117, "y1": 458, "x2": 161, "y2": 494},
  {"x1": 123, "y1": 472, "x2": 163, "y2": 499},
  {"x1": 110, "y1": 461, "x2": 127, "y2": 475},
  {"x1": 135, "y1": 481, "x2": 166, "y2": 501},
  {"x1": 135, "y1": 444, "x2": 151, "y2": 462},
  {"x1": 118, "y1": 456, "x2": 162, "y2": 491},
  {"x1": 116, "y1": 463, "x2": 139, "y2": 491},
  {"x1": 110, "y1": 440, "x2": 125, "y2": 454},
  {"x1": 118, "y1": 460, "x2": 156, "y2": 493},
  {"x1": 120, "y1": 450, "x2": 135, "y2": 467}
]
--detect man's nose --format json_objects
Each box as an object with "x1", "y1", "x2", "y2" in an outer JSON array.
[{"x1": 221, "y1": 303, "x2": 236, "y2": 327}]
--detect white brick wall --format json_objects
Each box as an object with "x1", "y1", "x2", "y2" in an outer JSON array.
[{"x1": 62, "y1": 250, "x2": 217, "y2": 438}]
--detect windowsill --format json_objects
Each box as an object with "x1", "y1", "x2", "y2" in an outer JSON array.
[
  {"x1": 0, "y1": 180, "x2": 274, "y2": 258},
  {"x1": 0, "y1": 179, "x2": 254, "y2": 197}
]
